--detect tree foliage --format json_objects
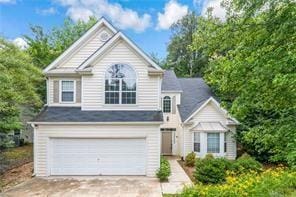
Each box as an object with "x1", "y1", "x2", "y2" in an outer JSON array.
[
  {"x1": 24, "y1": 17, "x2": 97, "y2": 101},
  {"x1": 25, "y1": 17, "x2": 97, "y2": 69},
  {"x1": 0, "y1": 39, "x2": 42, "y2": 134},
  {"x1": 166, "y1": 12, "x2": 207, "y2": 77},
  {"x1": 190, "y1": 0, "x2": 296, "y2": 166}
]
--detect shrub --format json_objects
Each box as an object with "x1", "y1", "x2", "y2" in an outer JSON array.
[
  {"x1": 156, "y1": 156, "x2": 171, "y2": 182},
  {"x1": 185, "y1": 152, "x2": 196, "y2": 167},
  {"x1": 232, "y1": 153, "x2": 262, "y2": 174},
  {"x1": 195, "y1": 156, "x2": 230, "y2": 184},
  {"x1": 180, "y1": 168, "x2": 296, "y2": 197}
]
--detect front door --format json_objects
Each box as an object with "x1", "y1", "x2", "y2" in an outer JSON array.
[{"x1": 161, "y1": 132, "x2": 172, "y2": 155}]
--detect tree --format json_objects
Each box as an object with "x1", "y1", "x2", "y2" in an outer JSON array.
[
  {"x1": 191, "y1": 0, "x2": 296, "y2": 166},
  {"x1": 25, "y1": 17, "x2": 97, "y2": 101},
  {"x1": 0, "y1": 38, "x2": 42, "y2": 135},
  {"x1": 166, "y1": 12, "x2": 207, "y2": 77}
]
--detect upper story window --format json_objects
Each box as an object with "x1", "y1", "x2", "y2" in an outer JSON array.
[
  {"x1": 60, "y1": 80, "x2": 75, "y2": 103},
  {"x1": 105, "y1": 64, "x2": 136, "y2": 104},
  {"x1": 163, "y1": 96, "x2": 171, "y2": 113}
]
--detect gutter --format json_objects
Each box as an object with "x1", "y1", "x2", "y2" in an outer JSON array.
[{"x1": 28, "y1": 121, "x2": 163, "y2": 125}]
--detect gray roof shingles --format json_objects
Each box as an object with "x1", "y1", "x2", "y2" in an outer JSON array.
[
  {"x1": 33, "y1": 107, "x2": 163, "y2": 122},
  {"x1": 161, "y1": 70, "x2": 182, "y2": 92},
  {"x1": 177, "y1": 78, "x2": 216, "y2": 122}
]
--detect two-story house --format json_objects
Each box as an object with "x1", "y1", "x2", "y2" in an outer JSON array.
[{"x1": 30, "y1": 18, "x2": 238, "y2": 177}]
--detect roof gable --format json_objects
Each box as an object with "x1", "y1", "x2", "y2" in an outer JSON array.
[
  {"x1": 76, "y1": 32, "x2": 162, "y2": 71},
  {"x1": 43, "y1": 17, "x2": 117, "y2": 73}
]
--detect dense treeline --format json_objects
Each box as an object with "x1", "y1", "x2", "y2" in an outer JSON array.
[
  {"x1": 167, "y1": 0, "x2": 296, "y2": 167},
  {"x1": 0, "y1": 0, "x2": 295, "y2": 166}
]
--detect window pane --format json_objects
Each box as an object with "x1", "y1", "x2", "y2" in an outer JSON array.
[
  {"x1": 194, "y1": 143, "x2": 200, "y2": 152},
  {"x1": 122, "y1": 92, "x2": 136, "y2": 104},
  {"x1": 105, "y1": 64, "x2": 136, "y2": 79},
  {"x1": 105, "y1": 92, "x2": 119, "y2": 104},
  {"x1": 194, "y1": 132, "x2": 200, "y2": 152},
  {"x1": 122, "y1": 79, "x2": 136, "y2": 91},
  {"x1": 62, "y1": 81, "x2": 74, "y2": 91},
  {"x1": 62, "y1": 92, "x2": 74, "y2": 102},
  {"x1": 224, "y1": 133, "x2": 227, "y2": 152},
  {"x1": 105, "y1": 79, "x2": 120, "y2": 91},
  {"x1": 207, "y1": 133, "x2": 220, "y2": 153},
  {"x1": 163, "y1": 96, "x2": 171, "y2": 113}
]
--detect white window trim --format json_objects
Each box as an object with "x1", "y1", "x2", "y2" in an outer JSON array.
[
  {"x1": 104, "y1": 77, "x2": 137, "y2": 105},
  {"x1": 104, "y1": 64, "x2": 138, "y2": 105},
  {"x1": 192, "y1": 132, "x2": 226, "y2": 157},
  {"x1": 163, "y1": 96, "x2": 172, "y2": 114},
  {"x1": 59, "y1": 80, "x2": 76, "y2": 103}
]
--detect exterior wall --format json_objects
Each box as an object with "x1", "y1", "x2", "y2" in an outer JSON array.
[
  {"x1": 58, "y1": 26, "x2": 114, "y2": 68},
  {"x1": 48, "y1": 76, "x2": 81, "y2": 106},
  {"x1": 183, "y1": 101, "x2": 237, "y2": 159},
  {"x1": 82, "y1": 40, "x2": 161, "y2": 110},
  {"x1": 160, "y1": 93, "x2": 182, "y2": 156},
  {"x1": 34, "y1": 124, "x2": 161, "y2": 177},
  {"x1": 226, "y1": 125, "x2": 237, "y2": 160}
]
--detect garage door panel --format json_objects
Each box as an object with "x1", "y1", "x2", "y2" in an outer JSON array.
[{"x1": 50, "y1": 138, "x2": 146, "y2": 175}]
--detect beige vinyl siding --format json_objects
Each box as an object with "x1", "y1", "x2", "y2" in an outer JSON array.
[
  {"x1": 226, "y1": 126, "x2": 237, "y2": 160},
  {"x1": 34, "y1": 124, "x2": 160, "y2": 177},
  {"x1": 183, "y1": 102, "x2": 237, "y2": 159},
  {"x1": 58, "y1": 26, "x2": 114, "y2": 68},
  {"x1": 82, "y1": 40, "x2": 160, "y2": 110},
  {"x1": 48, "y1": 77, "x2": 81, "y2": 105}
]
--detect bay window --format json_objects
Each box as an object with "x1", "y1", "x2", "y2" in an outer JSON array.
[
  {"x1": 207, "y1": 133, "x2": 220, "y2": 153},
  {"x1": 194, "y1": 132, "x2": 200, "y2": 152}
]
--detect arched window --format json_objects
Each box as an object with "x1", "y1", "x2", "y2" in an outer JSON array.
[
  {"x1": 163, "y1": 96, "x2": 171, "y2": 113},
  {"x1": 105, "y1": 64, "x2": 136, "y2": 104}
]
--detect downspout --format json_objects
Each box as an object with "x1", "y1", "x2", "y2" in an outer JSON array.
[{"x1": 30, "y1": 123, "x2": 37, "y2": 177}]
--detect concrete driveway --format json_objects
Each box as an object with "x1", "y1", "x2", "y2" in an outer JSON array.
[{"x1": 2, "y1": 176, "x2": 162, "y2": 197}]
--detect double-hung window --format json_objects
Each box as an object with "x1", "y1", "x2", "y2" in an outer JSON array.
[
  {"x1": 105, "y1": 64, "x2": 136, "y2": 104},
  {"x1": 207, "y1": 133, "x2": 220, "y2": 153},
  {"x1": 194, "y1": 132, "x2": 200, "y2": 152},
  {"x1": 61, "y1": 80, "x2": 75, "y2": 102}
]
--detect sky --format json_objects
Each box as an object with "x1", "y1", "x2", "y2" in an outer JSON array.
[{"x1": 0, "y1": 0, "x2": 225, "y2": 58}]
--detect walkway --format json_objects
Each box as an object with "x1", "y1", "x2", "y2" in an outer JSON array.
[{"x1": 161, "y1": 157, "x2": 193, "y2": 194}]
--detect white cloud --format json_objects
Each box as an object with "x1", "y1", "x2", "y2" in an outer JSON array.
[
  {"x1": 54, "y1": 0, "x2": 151, "y2": 32},
  {"x1": 36, "y1": 7, "x2": 57, "y2": 16},
  {"x1": 156, "y1": 0, "x2": 188, "y2": 30},
  {"x1": 12, "y1": 37, "x2": 28, "y2": 50},
  {"x1": 200, "y1": 0, "x2": 226, "y2": 20},
  {"x1": 0, "y1": 0, "x2": 15, "y2": 3},
  {"x1": 67, "y1": 7, "x2": 93, "y2": 22}
]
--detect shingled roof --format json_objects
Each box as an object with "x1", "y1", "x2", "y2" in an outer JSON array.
[
  {"x1": 33, "y1": 107, "x2": 163, "y2": 123},
  {"x1": 177, "y1": 78, "x2": 216, "y2": 121},
  {"x1": 161, "y1": 70, "x2": 182, "y2": 92}
]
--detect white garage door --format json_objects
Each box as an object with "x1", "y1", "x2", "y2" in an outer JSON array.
[{"x1": 50, "y1": 138, "x2": 146, "y2": 175}]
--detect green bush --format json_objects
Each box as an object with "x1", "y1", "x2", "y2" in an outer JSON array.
[
  {"x1": 180, "y1": 168, "x2": 296, "y2": 197},
  {"x1": 156, "y1": 156, "x2": 171, "y2": 182},
  {"x1": 232, "y1": 153, "x2": 262, "y2": 174},
  {"x1": 185, "y1": 152, "x2": 196, "y2": 167},
  {"x1": 195, "y1": 156, "x2": 230, "y2": 184}
]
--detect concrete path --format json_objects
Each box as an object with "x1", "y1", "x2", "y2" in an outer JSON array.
[
  {"x1": 161, "y1": 157, "x2": 192, "y2": 194},
  {"x1": 2, "y1": 176, "x2": 162, "y2": 197}
]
